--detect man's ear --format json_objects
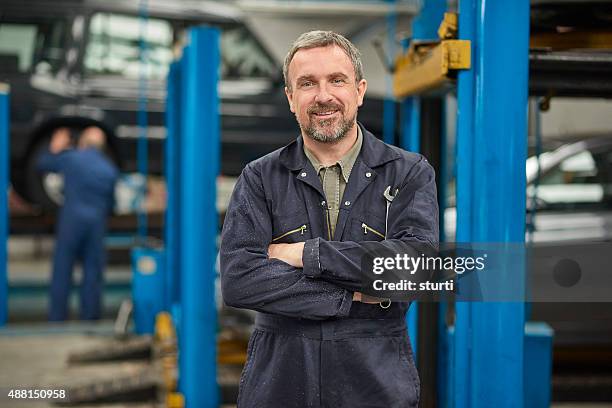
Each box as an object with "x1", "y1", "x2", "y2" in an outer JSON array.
[
  {"x1": 356, "y1": 79, "x2": 367, "y2": 107},
  {"x1": 285, "y1": 86, "x2": 295, "y2": 113}
]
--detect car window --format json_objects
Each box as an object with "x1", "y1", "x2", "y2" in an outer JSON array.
[
  {"x1": 84, "y1": 13, "x2": 173, "y2": 80},
  {"x1": 529, "y1": 150, "x2": 610, "y2": 210},
  {"x1": 220, "y1": 25, "x2": 276, "y2": 80},
  {"x1": 0, "y1": 20, "x2": 67, "y2": 74}
]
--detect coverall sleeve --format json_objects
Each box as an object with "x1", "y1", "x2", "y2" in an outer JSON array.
[
  {"x1": 36, "y1": 150, "x2": 66, "y2": 173},
  {"x1": 220, "y1": 163, "x2": 353, "y2": 320},
  {"x1": 302, "y1": 157, "x2": 440, "y2": 292}
]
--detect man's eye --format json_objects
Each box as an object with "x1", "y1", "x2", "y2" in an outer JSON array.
[
  {"x1": 300, "y1": 81, "x2": 314, "y2": 88},
  {"x1": 332, "y1": 78, "x2": 346, "y2": 84}
]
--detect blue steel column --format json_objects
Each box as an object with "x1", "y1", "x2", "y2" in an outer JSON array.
[
  {"x1": 178, "y1": 27, "x2": 220, "y2": 408},
  {"x1": 400, "y1": 98, "x2": 420, "y2": 152},
  {"x1": 399, "y1": 0, "x2": 447, "y2": 362},
  {"x1": 400, "y1": 0, "x2": 446, "y2": 152},
  {"x1": 453, "y1": 0, "x2": 476, "y2": 405},
  {"x1": 0, "y1": 85, "x2": 9, "y2": 326},
  {"x1": 137, "y1": 0, "x2": 149, "y2": 239},
  {"x1": 454, "y1": 1, "x2": 529, "y2": 407},
  {"x1": 383, "y1": 0, "x2": 397, "y2": 145},
  {"x1": 165, "y1": 62, "x2": 181, "y2": 311}
]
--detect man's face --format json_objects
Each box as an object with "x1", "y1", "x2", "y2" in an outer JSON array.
[{"x1": 285, "y1": 45, "x2": 367, "y2": 143}]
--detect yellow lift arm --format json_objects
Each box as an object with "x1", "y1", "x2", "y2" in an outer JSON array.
[{"x1": 393, "y1": 13, "x2": 471, "y2": 98}]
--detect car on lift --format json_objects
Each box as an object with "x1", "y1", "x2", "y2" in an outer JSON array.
[
  {"x1": 444, "y1": 135, "x2": 612, "y2": 361},
  {"x1": 444, "y1": 135, "x2": 612, "y2": 243},
  {"x1": 0, "y1": 0, "x2": 389, "y2": 221}
]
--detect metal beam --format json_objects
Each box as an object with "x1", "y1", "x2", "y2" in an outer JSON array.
[
  {"x1": 529, "y1": 50, "x2": 612, "y2": 97},
  {"x1": 531, "y1": 30, "x2": 612, "y2": 50},
  {"x1": 454, "y1": 1, "x2": 529, "y2": 407},
  {"x1": 178, "y1": 27, "x2": 220, "y2": 408},
  {"x1": 236, "y1": 0, "x2": 419, "y2": 17},
  {"x1": 0, "y1": 84, "x2": 8, "y2": 326},
  {"x1": 165, "y1": 62, "x2": 181, "y2": 311},
  {"x1": 417, "y1": 96, "x2": 444, "y2": 408}
]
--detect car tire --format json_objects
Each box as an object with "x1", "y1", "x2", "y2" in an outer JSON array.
[{"x1": 24, "y1": 134, "x2": 61, "y2": 212}]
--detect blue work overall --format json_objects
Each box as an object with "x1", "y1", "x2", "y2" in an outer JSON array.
[{"x1": 38, "y1": 148, "x2": 119, "y2": 321}]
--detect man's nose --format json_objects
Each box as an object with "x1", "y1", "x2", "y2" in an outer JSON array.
[{"x1": 314, "y1": 83, "x2": 334, "y2": 103}]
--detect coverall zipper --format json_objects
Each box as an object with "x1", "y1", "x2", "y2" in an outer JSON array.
[
  {"x1": 272, "y1": 225, "x2": 307, "y2": 242},
  {"x1": 362, "y1": 222, "x2": 385, "y2": 239}
]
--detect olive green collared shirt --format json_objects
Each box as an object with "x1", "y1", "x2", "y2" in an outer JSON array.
[{"x1": 304, "y1": 127, "x2": 363, "y2": 239}]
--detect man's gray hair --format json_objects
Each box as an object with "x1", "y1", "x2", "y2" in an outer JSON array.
[{"x1": 283, "y1": 30, "x2": 364, "y2": 90}]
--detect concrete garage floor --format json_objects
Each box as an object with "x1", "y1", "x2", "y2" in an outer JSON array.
[
  {"x1": 2, "y1": 236, "x2": 160, "y2": 407},
  {"x1": 0, "y1": 323, "x2": 239, "y2": 408},
  {"x1": 3, "y1": 236, "x2": 240, "y2": 407},
  {"x1": 3, "y1": 237, "x2": 609, "y2": 407},
  {"x1": 7, "y1": 235, "x2": 131, "y2": 322},
  {"x1": 0, "y1": 323, "x2": 155, "y2": 408},
  {"x1": 0, "y1": 326, "x2": 608, "y2": 408}
]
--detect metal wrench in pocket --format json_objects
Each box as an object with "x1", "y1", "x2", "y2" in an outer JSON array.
[
  {"x1": 380, "y1": 185, "x2": 398, "y2": 309},
  {"x1": 383, "y1": 185, "x2": 398, "y2": 239}
]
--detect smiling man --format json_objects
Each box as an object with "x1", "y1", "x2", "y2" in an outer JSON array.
[{"x1": 220, "y1": 31, "x2": 439, "y2": 408}]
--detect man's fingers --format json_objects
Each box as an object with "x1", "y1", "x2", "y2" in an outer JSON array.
[{"x1": 354, "y1": 292, "x2": 387, "y2": 304}]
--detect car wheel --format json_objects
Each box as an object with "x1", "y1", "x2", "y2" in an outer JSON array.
[{"x1": 24, "y1": 134, "x2": 64, "y2": 212}]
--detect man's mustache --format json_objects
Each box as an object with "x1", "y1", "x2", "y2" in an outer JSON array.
[{"x1": 307, "y1": 103, "x2": 343, "y2": 115}]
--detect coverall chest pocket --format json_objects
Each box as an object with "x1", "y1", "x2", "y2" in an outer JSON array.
[
  {"x1": 350, "y1": 212, "x2": 387, "y2": 242},
  {"x1": 272, "y1": 212, "x2": 311, "y2": 243}
]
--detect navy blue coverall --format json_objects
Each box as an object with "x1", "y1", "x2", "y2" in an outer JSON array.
[
  {"x1": 38, "y1": 147, "x2": 119, "y2": 321},
  {"x1": 220, "y1": 124, "x2": 439, "y2": 408}
]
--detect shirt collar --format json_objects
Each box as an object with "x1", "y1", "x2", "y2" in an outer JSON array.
[
  {"x1": 303, "y1": 127, "x2": 363, "y2": 183},
  {"x1": 278, "y1": 122, "x2": 401, "y2": 171}
]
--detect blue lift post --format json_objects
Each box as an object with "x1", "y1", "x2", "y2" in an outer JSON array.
[
  {"x1": 398, "y1": 0, "x2": 447, "y2": 364},
  {"x1": 177, "y1": 27, "x2": 220, "y2": 408},
  {"x1": 400, "y1": 0, "x2": 446, "y2": 153},
  {"x1": 383, "y1": 0, "x2": 397, "y2": 145},
  {"x1": 454, "y1": 1, "x2": 529, "y2": 407},
  {"x1": 0, "y1": 84, "x2": 8, "y2": 326},
  {"x1": 165, "y1": 61, "x2": 181, "y2": 312},
  {"x1": 137, "y1": 0, "x2": 149, "y2": 239}
]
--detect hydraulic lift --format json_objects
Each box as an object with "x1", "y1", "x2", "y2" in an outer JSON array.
[
  {"x1": 392, "y1": 1, "x2": 553, "y2": 407},
  {"x1": 393, "y1": 0, "x2": 612, "y2": 406}
]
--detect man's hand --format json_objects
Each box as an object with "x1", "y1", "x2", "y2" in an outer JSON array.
[
  {"x1": 50, "y1": 127, "x2": 71, "y2": 153},
  {"x1": 268, "y1": 244, "x2": 389, "y2": 305},
  {"x1": 268, "y1": 242, "x2": 305, "y2": 268},
  {"x1": 353, "y1": 292, "x2": 389, "y2": 304}
]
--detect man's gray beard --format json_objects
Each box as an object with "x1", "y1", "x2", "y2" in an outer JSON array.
[{"x1": 301, "y1": 112, "x2": 356, "y2": 144}]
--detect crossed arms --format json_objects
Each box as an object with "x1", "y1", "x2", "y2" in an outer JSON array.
[{"x1": 219, "y1": 157, "x2": 438, "y2": 320}]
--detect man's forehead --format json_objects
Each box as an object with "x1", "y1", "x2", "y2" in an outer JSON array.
[{"x1": 289, "y1": 45, "x2": 354, "y2": 78}]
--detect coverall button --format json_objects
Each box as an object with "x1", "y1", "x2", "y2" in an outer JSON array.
[
  {"x1": 365, "y1": 172, "x2": 372, "y2": 178},
  {"x1": 321, "y1": 200, "x2": 326, "y2": 206},
  {"x1": 345, "y1": 201, "x2": 351, "y2": 206},
  {"x1": 301, "y1": 172, "x2": 307, "y2": 177}
]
